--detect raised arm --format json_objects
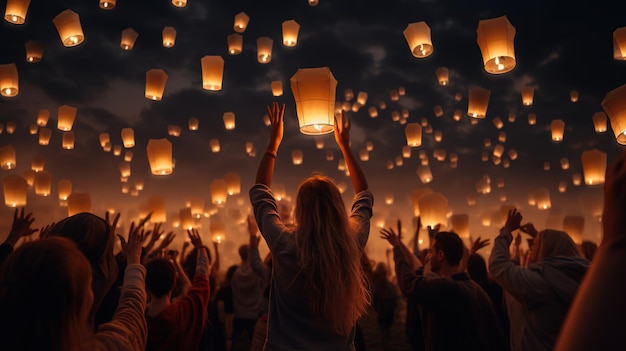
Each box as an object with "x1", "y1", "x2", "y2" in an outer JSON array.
[
  {"x1": 555, "y1": 149, "x2": 626, "y2": 351},
  {"x1": 0, "y1": 208, "x2": 38, "y2": 266},
  {"x1": 255, "y1": 102, "x2": 285, "y2": 186},
  {"x1": 334, "y1": 110, "x2": 368, "y2": 193}
]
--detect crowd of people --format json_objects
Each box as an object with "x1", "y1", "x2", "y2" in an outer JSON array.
[{"x1": 0, "y1": 102, "x2": 623, "y2": 350}]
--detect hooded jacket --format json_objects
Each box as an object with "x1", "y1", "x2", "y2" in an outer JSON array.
[{"x1": 489, "y1": 228, "x2": 590, "y2": 351}]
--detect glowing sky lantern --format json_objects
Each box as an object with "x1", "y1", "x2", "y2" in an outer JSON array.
[
  {"x1": 436, "y1": 67, "x2": 448, "y2": 85},
  {"x1": 271, "y1": 81, "x2": 283, "y2": 96},
  {"x1": 38, "y1": 127, "x2": 52, "y2": 145},
  {"x1": 227, "y1": 33, "x2": 243, "y2": 55},
  {"x1": 614, "y1": 27, "x2": 626, "y2": 60},
  {"x1": 57, "y1": 105, "x2": 76, "y2": 131},
  {"x1": 450, "y1": 214, "x2": 469, "y2": 239},
  {"x1": 113, "y1": 145, "x2": 122, "y2": 156},
  {"x1": 601, "y1": 84, "x2": 626, "y2": 144},
  {"x1": 0, "y1": 145, "x2": 16, "y2": 169},
  {"x1": 308, "y1": 0, "x2": 319, "y2": 6},
  {"x1": 187, "y1": 117, "x2": 199, "y2": 131},
  {"x1": 178, "y1": 208, "x2": 194, "y2": 229},
  {"x1": 563, "y1": 215, "x2": 584, "y2": 244},
  {"x1": 433, "y1": 105, "x2": 443, "y2": 118},
  {"x1": 124, "y1": 151, "x2": 133, "y2": 162},
  {"x1": 528, "y1": 113, "x2": 537, "y2": 125},
  {"x1": 493, "y1": 117, "x2": 503, "y2": 129},
  {"x1": 368, "y1": 106, "x2": 378, "y2": 118},
  {"x1": 201, "y1": 55, "x2": 224, "y2": 91},
  {"x1": 403, "y1": 21, "x2": 433, "y2": 58},
  {"x1": 120, "y1": 28, "x2": 139, "y2": 50},
  {"x1": 534, "y1": 188, "x2": 551, "y2": 210},
  {"x1": 210, "y1": 178, "x2": 228, "y2": 206},
  {"x1": 4, "y1": 0, "x2": 30, "y2": 24},
  {"x1": 468, "y1": 86, "x2": 490, "y2": 118},
  {"x1": 209, "y1": 139, "x2": 220, "y2": 152},
  {"x1": 558, "y1": 181, "x2": 567, "y2": 193},
  {"x1": 224, "y1": 172, "x2": 241, "y2": 195},
  {"x1": 592, "y1": 112, "x2": 607, "y2": 133},
  {"x1": 292, "y1": 149, "x2": 303, "y2": 165},
  {"x1": 37, "y1": 109, "x2": 49, "y2": 126},
  {"x1": 282, "y1": 20, "x2": 300, "y2": 47},
  {"x1": 257, "y1": 37, "x2": 273, "y2": 63},
  {"x1": 145, "y1": 69, "x2": 167, "y2": 100},
  {"x1": 172, "y1": 0, "x2": 187, "y2": 8},
  {"x1": 570, "y1": 90, "x2": 579, "y2": 102},
  {"x1": 210, "y1": 216, "x2": 226, "y2": 243},
  {"x1": 34, "y1": 171, "x2": 52, "y2": 196},
  {"x1": 223, "y1": 112, "x2": 235, "y2": 130},
  {"x1": 521, "y1": 86, "x2": 534, "y2": 106},
  {"x1": 99, "y1": 133, "x2": 110, "y2": 148},
  {"x1": 25, "y1": 40, "x2": 43, "y2": 62},
  {"x1": 233, "y1": 12, "x2": 249, "y2": 33},
  {"x1": 120, "y1": 128, "x2": 135, "y2": 148},
  {"x1": 0, "y1": 63, "x2": 18, "y2": 97},
  {"x1": 53, "y1": 10, "x2": 84, "y2": 47},
  {"x1": 581, "y1": 149, "x2": 606, "y2": 185},
  {"x1": 67, "y1": 192, "x2": 91, "y2": 216},
  {"x1": 147, "y1": 196, "x2": 167, "y2": 223},
  {"x1": 290, "y1": 67, "x2": 336, "y2": 135},
  {"x1": 551, "y1": 119, "x2": 565, "y2": 142},
  {"x1": 476, "y1": 15, "x2": 516, "y2": 74},
  {"x1": 417, "y1": 165, "x2": 433, "y2": 184},
  {"x1": 119, "y1": 161, "x2": 131, "y2": 178},
  {"x1": 418, "y1": 192, "x2": 448, "y2": 228},
  {"x1": 62, "y1": 131, "x2": 75, "y2": 150},
  {"x1": 3, "y1": 175, "x2": 27, "y2": 207},
  {"x1": 405, "y1": 123, "x2": 422, "y2": 147},
  {"x1": 146, "y1": 138, "x2": 173, "y2": 175},
  {"x1": 162, "y1": 26, "x2": 176, "y2": 48},
  {"x1": 99, "y1": 0, "x2": 116, "y2": 10},
  {"x1": 560, "y1": 157, "x2": 570, "y2": 170}
]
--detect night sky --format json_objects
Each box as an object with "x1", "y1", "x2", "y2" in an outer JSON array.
[{"x1": 1, "y1": 0, "x2": 624, "y2": 265}]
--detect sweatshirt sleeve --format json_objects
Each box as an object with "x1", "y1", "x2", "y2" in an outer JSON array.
[
  {"x1": 250, "y1": 183, "x2": 288, "y2": 250},
  {"x1": 249, "y1": 244, "x2": 270, "y2": 282},
  {"x1": 93, "y1": 263, "x2": 148, "y2": 351},
  {"x1": 350, "y1": 190, "x2": 374, "y2": 249},
  {"x1": 488, "y1": 229, "x2": 551, "y2": 303}
]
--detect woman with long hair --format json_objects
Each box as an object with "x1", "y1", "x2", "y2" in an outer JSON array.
[{"x1": 249, "y1": 102, "x2": 373, "y2": 350}]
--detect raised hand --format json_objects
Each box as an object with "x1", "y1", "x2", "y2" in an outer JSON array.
[
  {"x1": 118, "y1": 215, "x2": 149, "y2": 265},
  {"x1": 153, "y1": 231, "x2": 176, "y2": 253},
  {"x1": 333, "y1": 110, "x2": 351, "y2": 150},
  {"x1": 428, "y1": 224, "x2": 441, "y2": 239},
  {"x1": 520, "y1": 222, "x2": 538, "y2": 238},
  {"x1": 514, "y1": 232, "x2": 522, "y2": 247},
  {"x1": 380, "y1": 227, "x2": 402, "y2": 247},
  {"x1": 396, "y1": 219, "x2": 403, "y2": 241},
  {"x1": 267, "y1": 101, "x2": 285, "y2": 151},
  {"x1": 38, "y1": 222, "x2": 55, "y2": 239},
  {"x1": 187, "y1": 228, "x2": 203, "y2": 249},
  {"x1": 504, "y1": 209, "x2": 522, "y2": 232},
  {"x1": 470, "y1": 236, "x2": 490, "y2": 254},
  {"x1": 4, "y1": 208, "x2": 38, "y2": 246},
  {"x1": 105, "y1": 211, "x2": 120, "y2": 238},
  {"x1": 248, "y1": 214, "x2": 261, "y2": 248}
]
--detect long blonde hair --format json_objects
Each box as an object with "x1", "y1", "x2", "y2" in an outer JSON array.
[
  {"x1": 528, "y1": 229, "x2": 582, "y2": 264},
  {"x1": 294, "y1": 175, "x2": 370, "y2": 335}
]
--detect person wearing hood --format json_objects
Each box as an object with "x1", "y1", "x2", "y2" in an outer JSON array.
[{"x1": 489, "y1": 209, "x2": 590, "y2": 351}]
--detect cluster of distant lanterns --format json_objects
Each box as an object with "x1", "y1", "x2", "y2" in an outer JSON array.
[{"x1": 1, "y1": 0, "x2": 625, "y2": 238}]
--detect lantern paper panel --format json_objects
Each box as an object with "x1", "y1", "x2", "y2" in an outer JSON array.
[
  {"x1": 4, "y1": 0, "x2": 30, "y2": 24},
  {"x1": 551, "y1": 119, "x2": 565, "y2": 142},
  {"x1": 52, "y1": 9, "x2": 84, "y2": 47},
  {"x1": 436, "y1": 67, "x2": 449, "y2": 85},
  {"x1": 468, "y1": 87, "x2": 490, "y2": 118},
  {"x1": 601, "y1": 84, "x2": 626, "y2": 144},
  {"x1": 418, "y1": 192, "x2": 448, "y2": 228},
  {"x1": 290, "y1": 67, "x2": 337, "y2": 135},
  {"x1": 224, "y1": 172, "x2": 241, "y2": 195},
  {"x1": 0, "y1": 145, "x2": 16, "y2": 169},
  {"x1": 227, "y1": 33, "x2": 243, "y2": 55},
  {"x1": 162, "y1": 26, "x2": 176, "y2": 48},
  {"x1": 403, "y1": 21, "x2": 433, "y2": 58},
  {"x1": 188, "y1": 117, "x2": 199, "y2": 130},
  {"x1": 201, "y1": 55, "x2": 224, "y2": 91},
  {"x1": 476, "y1": 15, "x2": 516, "y2": 74},
  {"x1": 120, "y1": 28, "x2": 139, "y2": 50},
  {"x1": 271, "y1": 81, "x2": 283, "y2": 96},
  {"x1": 146, "y1": 138, "x2": 173, "y2": 175},
  {"x1": 121, "y1": 128, "x2": 135, "y2": 148},
  {"x1": 282, "y1": 20, "x2": 300, "y2": 47},
  {"x1": 57, "y1": 105, "x2": 77, "y2": 131},
  {"x1": 145, "y1": 69, "x2": 168, "y2": 101},
  {"x1": 210, "y1": 179, "x2": 228, "y2": 206},
  {"x1": 411, "y1": 187, "x2": 433, "y2": 216},
  {"x1": 223, "y1": 112, "x2": 236, "y2": 130},
  {"x1": 581, "y1": 149, "x2": 606, "y2": 185},
  {"x1": 57, "y1": 179, "x2": 72, "y2": 201},
  {"x1": 25, "y1": 40, "x2": 44, "y2": 62},
  {"x1": 62, "y1": 131, "x2": 75, "y2": 149},
  {"x1": 257, "y1": 37, "x2": 273, "y2": 63},
  {"x1": 234, "y1": 12, "x2": 249, "y2": 33},
  {"x1": 614, "y1": 27, "x2": 626, "y2": 60},
  {"x1": 147, "y1": 196, "x2": 167, "y2": 223},
  {"x1": 0, "y1": 63, "x2": 18, "y2": 97},
  {"x1": 592, "y1": 112, "x2": 607, "y2": 133},
  {"x1": 34, "y1": 171, "x2": 52, "y2": 196},
  {"x1": 3, "y1": 175, "x2": 27, "y2": 207}
]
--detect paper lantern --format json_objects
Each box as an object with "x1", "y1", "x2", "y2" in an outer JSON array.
[
  {"x1": 223, "y1": 112, "x2": 235, "y2": 130},
  {"x1": 559, "y1": 157, "x2": 570, "y2": 170},
  {"x1": 34, "y1": 171, "x2": 52, "y2": 196},
  {"x1": 344, "y1": 89, "x2": 354, "y2": 101},
  {"x1": 123, "y1": 151, "x2": 133, "y2": 162},
  {"x1": 172, "y1": 0, "x2": 187, "y2": 7},
  {"x1": 498, "y1": 132, "x2": 507, "y2": 143},
  {"x1": 201, "y1": 55, "x2": 224, "y2": 91},
  {"x1": 99, "y1": 133, "x2": 110, "y2": 148},
  {"x1": 613, "y1": 27, "x2": 626, "y2": 60},
  {"x1": 492, "y1": 144, "x2": 504, "y2": 158},
  {"x1": 476, "y1": 15, "x2": 516, "y2": 74},
  {"x1": 452, "y1": 110, "x2": 462, "y2": 121},
  {"x1": 572, "y1": 173, "x2": 582, "y2": 186},
  {"x1": 4, "y1": 0, "x2": 30, "y2": 24},
  {"x1": 162, "y1": 26, "x2": 176, "y2": 48},
  {"x1": 404, "y1": 123, "x2": 422, "y2": 147},
  {"x1": 534, "y1": 188, "x2": 551, "y2": 210},
  {"x1": 282, "y1": 20, "x2": 300, "y2": 47},
  {"x1": 570, "y1": 90, "x2": 579, "y2": 103},
  {"x1": 417, "y1": 165, "x2": 433, "y2": 184},
  {"x1": 38, "y1": 127, "x2": 52, "y2": 145},
  {"x1": 57, "y1": 105, "x2": 77, "y2": 131},
  {"x1": 147, "y1": 196, "x2": 167, "y2": 223},
  {"x1": 119, "y1": 128, "x2": 135, "y2": 148},
  {"x1": 403, "y1": 21, "x2": 433, "y2": 58},
  {"x1": 601, "y1": 84, "x2": 626, "y2": 144},
  {"x1": 176, "y1": 208, "x2": 193, "y2": 229},
  {"x1": 25, "y1": 40, "x2": 43, "y2": 62},
  {"x1": 67, "y1": 192, "x2": 91, "y2": 216},
  {"x1": 468, "y1": 87, "x2": 490, "y2": 118},
  {"x1": 357, "y1": 92, "x2": 368, "y2": 105},
  {"x1": 36, "y1": 109, "x2": 49, "y2": 126},
  {"x1": 52, "y1": 10, "x2": 84, "y2": 47},
  {"x1": 434, "y1": 131, "x2": 443, "y2": 142},
  {"x1": 436, "y1": 67, "x2": 448, "y2": 85},
  {"x1": 508, "y1": 149, "x2": 518, "y2": 160},
  {"x1": 508, "y1": 112, "x2": 516, "y2": 123},
  {"x1": 210, "y1": 179, "x2": 228, "y2": 206},
  {"x1": 418, "y1": 192, "x2": 448, "y2": 228},
  {"x1": 56, "y1": 179, "x2": 72, "y2": 201},
  {"x1": 450, "y1": 214, "x2": 470, "y2": 239},
  {"x1": 592, "y1": 112, "x2": 607, "y2": 133},
  {"x1": 224, "y1": 172, "x2": 241, "y2": 195},
  {"x1": 227, "y1": 33, "x2": 243, "y2": 55},
  {"x1": 551, "y1": 119, "x2": 565, "y2": 142},
  {"x1": 99, "y1": 0, "x2": 116, "y2": 9},
  {"x1": 433, "y1": 105, "x2": 444, "y2": 118},
  {"x1": 290, "y1": 67, "x2": 336, "y2": 135},
  {"x1": 0, "y1": 145, "x2": 16, "y2": 170},
  {"x1": 119, "y1": 161, "x2": 131, "y2": 178},
  {"x1": 234, "y1": 12, "x2": 249, "y2": 33},
  {"x1": 389, "y1": 89, "x2": 399, "y2": 101},
  {"x1": 210, "y1": 217, "x2": 226, "y2": 243},
  {"x1": 145, "y1": 69, "x2": 167, "y2": 100},
  {"x1": 120, "y1": 28, "x2": 139, "y2": 50},
  {"x1": 563, "y1": 215, "x2": 584, "y2": 244},
  {"x1": 292, "y1": 149, "x2": 303, "y2": 165},
  {"x1": 3, "y1": 175, "x2": 27, "y2": 207},
  {"x1": 581, "y1": 149, "x2": 606, "y2": 185},
  {"x1": 493, "y1": 117, "x2": 504, "y2": 129},
  {"x1": 269, "y1": 81, "x2": 284, "y2": 97},
  {"x1": 521, "y1": 86, "x2": 534, "y2": 106},
  {"x1": 528, "y1": 113, "x2": 537, "y2": 125},
  {"x1": 358, "y1": 149, "x2": 369, "y2": 161},
  {"x1": 308, "y1": 0, "x2": 319, "y2": 6},
  {"x1": 113, "y1": 145, "x2": 122, "y2": 156},
  {"x1": 185, "y1": 117, "x2": 199, "y2": 131},
  {"x1": 146, "y1": 138, "x2": 173, "y2": 175},
  {"x1": 62, "y1": 131, "x2": 74, "y2": 150},
  {"x1": 543, "y1": 162, "x2": 550, "y2": 171},
  {"x1": 433, "y1": 149, "x2": 446, "y2": 161},
  {"x1": 257, "y1": 37, "x2": 273, "y2": 63},
  {"x1": 409, "y1": 188, "x2": 432, "y2": 217},
  {"x1": 0, "y1": 63, "x2": 18, "y2": 97},
  {"x1": 209, "y1": 139, "x2": 220, "y2": 152},
  {"x1": 558, "y1": 181, "x2": 567, "y2": 193},
  {"x1": 167, "y1": 125, "x2": 181, "y2": 137}
]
